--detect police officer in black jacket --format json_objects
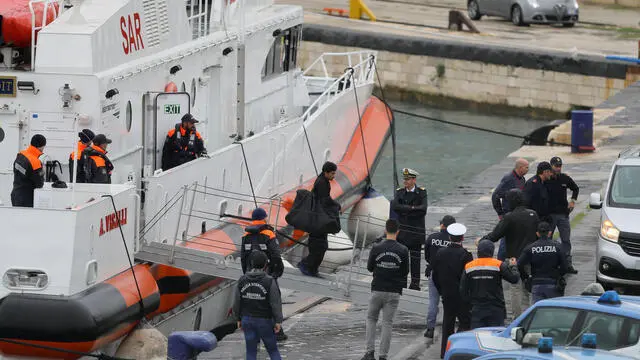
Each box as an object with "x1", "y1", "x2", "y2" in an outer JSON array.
[
  {"x1": 481, "y1": 188, "x2": 538, "y2": 319},
  {"x1": 546, "y1": 156, "x2": 579, "y2": 274},
  {"x1": 391, "y1": 168, "x2": 427, "y2": 290},
  {"x1": 518, "y1": 221, "x2": 569, "y2": 304},
  {"x1": 432, "y1": 223, "x2": 473, "y2": 359},
  {"x1": 423, "y1": 215, "x2": 456, "y2": 339},
  {"x1": 524, "y1": 161, "x2": 554, "y2": 222},
  {"x1": 460, "y1": 240, "x2": 519, "y2": 329},
  {"x1": 233, "y1": 251, "x2": 283, "y2": 359}
]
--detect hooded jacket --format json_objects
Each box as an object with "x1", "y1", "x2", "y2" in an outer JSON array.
[
  {"x1": 240, "y1": 220, "x2": 284, "y2": 278},
  {"x1": 460, "y1": 240, "x2": 519, "y2": 310},
  {"x1": 233, "y1": 270, "x2": 283, "y2": 323}
]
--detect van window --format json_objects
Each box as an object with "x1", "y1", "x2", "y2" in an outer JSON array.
[
  {"x1": 609, "y1": 165, "x2": 640, "y2": 209},
  {"x1": 523, "y1": 307, "x2": 581, "y2": 346}
]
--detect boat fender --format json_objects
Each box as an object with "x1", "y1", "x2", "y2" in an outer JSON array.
[
  {"x1": 347, "y1": 188, "x2": 388, "y2": 246},
  {"x1": 114, "y1": 327, "x2": 167, "y2": 360}
]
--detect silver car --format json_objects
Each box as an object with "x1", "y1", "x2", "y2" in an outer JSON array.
[
  {"x1": 590, "y1": 147, "x2": 640, "y2": 291},
  {"x1": 467, "y1": 0, "x2": 579, "y2": 27}
]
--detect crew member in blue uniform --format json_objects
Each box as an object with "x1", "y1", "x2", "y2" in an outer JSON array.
[
  {"x1": 11, "y1": 134, "x2": 46, "y2": 207},
  {"x1": 518, "y1": 221, "x2": 569, "y2": 304},
  {"x1": 161, "y1": 113, "x2": 207, "y2": 171},
  {"x1": 491, "y1": 158, "x2": 529, "y2": 260},
  {"x1": 361, "y1": 219, "x2": 409, "y2": 360},
  {"x1": 69, "y1": 129, "x2": 95, "y2": 183},
  {"x1": 240, "y1": 208, "x2": 287, "y2": 342},
  {"x1": 233, "y1": 251, "x2": 283, "y2": 360},
  {"x1": 460, "y1": 240, "x2": 519, "y2": 329},
  {"x1": 423, "y1": 214, "x2": 456, "y2": 339},
  {"x1": 432, "y1": 223, "x2": 473, "y2": 359},
  {"x1": 546, "y1": 156, "x2": 579, "y2": 274},
  {"x1": 391, "y1": 167, "x2": 427, "y2": 290},
  {"x1": 524, "y1": 161, "x2": 553, "y2": 222}
]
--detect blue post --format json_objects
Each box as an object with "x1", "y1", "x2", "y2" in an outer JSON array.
[{"x1": 571, "y1": 110, "x2": 595, "y2": 153}]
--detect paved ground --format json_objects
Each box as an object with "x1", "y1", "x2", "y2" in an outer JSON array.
[
  {"x1": 204, "y1": 82, "x2": 640, "y2": 360},
  {"x1": 280, "y1": 0, "x2": 640, "y2": 56}
]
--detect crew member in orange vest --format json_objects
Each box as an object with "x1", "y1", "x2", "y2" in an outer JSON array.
[
  {"x1": 83, "y1": 134, "x2": 114, "y2": 184},
  {"x1": 69, "y1": 129, "x2": 95, "y2": 183},
  {"x1": 161, "y1": 113, "x2": 207, "y2": 171},
  {"x1": 11, "y1": 134, "x2": 46, "y2": 207}
]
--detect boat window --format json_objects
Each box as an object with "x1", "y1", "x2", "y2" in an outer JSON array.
[
  {"x1": 125, "y1": 100, "x2": 132, "y2": 132},
  {"x1": 262, "y1": 25, "x2": 302, "y2": 80}
]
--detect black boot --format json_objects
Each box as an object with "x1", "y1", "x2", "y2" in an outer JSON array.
[
  {"x1": 360, "y1": 351, "x2": 375, "y2": 360},
  {"x1": 409, "y1": 280, "x2": 420, "y2": 291},
  {"x1": 424, "y1": 328, "x2": 434, "y2": 338},
  {"x1": 567, "y1": 265, "x2": 578, "y2": 274}
]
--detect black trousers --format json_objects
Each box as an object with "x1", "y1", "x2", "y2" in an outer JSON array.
[
  {"x1": 303, "y1": 233, "x2": 328, "y2": 274},
  {"x1": 409, "y1": 250, "x2": 421, "y2": 287},
  {"x1": 440, "y1": 297, "x2": 471, "y2": 359},
  {"x1": 470, "y1": 306, "x2": 506, "y2": 329}
]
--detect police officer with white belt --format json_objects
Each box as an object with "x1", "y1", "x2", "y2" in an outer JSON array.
[
  {"x1": 391, "y1": 168, "x2": 427, "y2": 290},
  {"x1": 423, "y1": 215, "x2": 456, "y2": 339},
  {"x1": 517, "y1": 221, "x2": 569, "y2": 304}
]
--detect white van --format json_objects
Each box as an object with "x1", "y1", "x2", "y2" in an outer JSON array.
[{"x1": 589, "y1": 146, "x2": 640, "y2": 290}]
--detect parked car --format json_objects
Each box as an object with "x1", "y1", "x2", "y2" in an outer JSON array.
[
  {"x1": 590, "y1": 147, "x2": 640, "y2": 291},
  {"x1": 467, "y1": 0, "x2": 579, "y2": 27},
  {"x1": 444, "y1": 291, "x2": 640, "y2": 360},
  {"x1": 473, "y1": 338, "x2": 638, "y2": 360}
]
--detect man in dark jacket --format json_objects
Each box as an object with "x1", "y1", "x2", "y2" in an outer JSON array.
[
  {"x1": 297, "y1": 161, "x2": 340, "y2": 277},
  {"x1": 83, "y1": 134, "x2": 114, "y2": 184},
  {"x1": 240, "y1": 208, "x2": 287, "y2": 342},
  {"x1": 518, "y1": 222, "x2": 569, "y2": 304},
  {"x1": 233, "y1": 251, "x2": 283, "y2": 360},
  {"x1": 546, "y1": 156, "x2": 579, "y2": 274},
  {"x1": 460, "y1": 240, "x2": 519, "y2": 329},
  {"x1": 524, "y1": 161, "x2": 553, "y2": 222},
  {"x1": 491, "y1": 158, "x2": 529, "y2": 260},
  {"x1": 391, "y1": 167, "x2": 427, "y2": 290},
  {"x1": 161, "y1": 113, "x2": 207, "y2": 171},
  {"x1": 361, "y1": 219, "x2": 409, "y2": 360},
  {"x1": 481, "y1": 188, "x2": 538, "y2": 319},
  {"x1": 69, "y1": 129, "x2": 95, "y2": 183},
  {"x1": 432, "y1": 223, "x2": 473, "y2": 359},
  {"x1": 423, "y1": 214, "x2": 456, "y2": 339},
  {"x1": 11, "y1": 134, "x2": 46, "y2": 207}
]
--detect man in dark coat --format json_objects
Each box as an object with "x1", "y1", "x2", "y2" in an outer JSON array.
[
  {"x1": 391, "y1": 167, "x2": 427, "y2": 290},
  {"x1": 546, "y1": 156, "x2": 579, "y2": 274},
  {"x1": 432, "y1": 223, "x2": 473, "y2": 359},
  {"x1": 11, "y1": 134, "x2": 46, "y2": 207},
  {"x1": 161, "y1": 113, "x2": 207, "y2": 171},
  {"x1": 460, "y1": 240, "x2": 519, "y2": 329},
  {"x1": 491, "y1": 158, "x2": 529, "y2": 260},
  {"x1": 297, "y1": 161, "x2": 340, "y2": 277},
  {"x1": 481, "y1": 188, "x2": 538, "y2": 320},
  {"x1": 524, "y1": 161, "x2": 553, "y2": 222}
]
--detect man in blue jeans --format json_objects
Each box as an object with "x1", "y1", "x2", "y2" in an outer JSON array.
[
  {"x1": 233, "y1": 251, "x2": 283, "y2": 360},
  {"x1": 423, "y1": 215, "x2": 456, "y2": 339},
  {"x1": 491, "y1": 158, "x2": 529, "y2": 260},
  {"x1": 517, "y1": 222, "x2": 568, "y2": 303}
]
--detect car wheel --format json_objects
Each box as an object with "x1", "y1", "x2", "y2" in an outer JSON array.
[
  {"x1": 563, "y1": 22, "x2": 575, "y2": 28},
  {"x1": 511, "y1": 5, "x2": 526, "y2": 26},
  {"x1": 468, "y1": 0, "x2": 482, "y2": 20}
]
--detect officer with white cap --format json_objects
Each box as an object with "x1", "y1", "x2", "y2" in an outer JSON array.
[
  {"x1": 390, "y1": 167, "x2": 427, "y2": 290},
  {"x1": 431, "y1": 222, "x2": 473, "y2": 359}
]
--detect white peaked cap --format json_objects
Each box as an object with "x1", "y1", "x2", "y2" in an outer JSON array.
[{"x1": 447, "y1": 223, "x2": 467, "y2": 236}]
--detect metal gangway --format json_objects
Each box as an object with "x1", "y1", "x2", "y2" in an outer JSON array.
[{"x1": 134, "y1": 183, "x2": 429, "y2": 316}]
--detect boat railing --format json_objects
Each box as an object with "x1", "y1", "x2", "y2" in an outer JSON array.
[
  {"x1": 300, "y1": 51, "x2": 377, "y2": 122},
  {"x1": 29, "y1": 0, "x2": 65, "y2": 70},
  {"x1": 302, "y1": 50, "x2": 377, "y2": 83}
]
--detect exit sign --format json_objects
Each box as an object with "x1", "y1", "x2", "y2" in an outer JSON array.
[{"x1": 164, "y1": 104, "x2": 181, "y2": 114}]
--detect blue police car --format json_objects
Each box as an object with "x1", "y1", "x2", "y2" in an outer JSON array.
[
  {"x1": 473, "y1": 336, "x2": 637, "y2": 360},
  {"x1": 444, "y1": 291, "x2": 640, "y2": 360}
]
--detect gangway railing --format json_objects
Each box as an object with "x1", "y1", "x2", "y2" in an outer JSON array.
[{"x1": 135, "y1": 183, "x2": 429, "y2": 316}]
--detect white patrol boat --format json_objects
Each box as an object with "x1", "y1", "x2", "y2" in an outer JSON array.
[{"x1": 0, "y1": 0, "x2": 392, "y2": 358}]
